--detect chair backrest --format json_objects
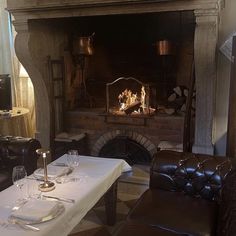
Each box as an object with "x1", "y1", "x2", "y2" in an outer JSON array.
[
  {"x1": 0, "y1": 136, "x2": 41, "y2": 175},
  {"x1": 150, "y1": 150, "x2": 232, "y2": 201}
]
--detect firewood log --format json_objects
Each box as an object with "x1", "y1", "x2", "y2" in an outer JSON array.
[{"x1": 124, "y1": 101, "x2": 141, "y2": 115}]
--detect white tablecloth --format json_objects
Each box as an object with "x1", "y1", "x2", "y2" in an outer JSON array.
[{"x1": 0, "y1": 155, "x2": 131, "y2": 236}]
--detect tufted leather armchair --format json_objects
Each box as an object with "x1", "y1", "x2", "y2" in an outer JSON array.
[
  {"x1": 117, "y1": 150, "x2": 235, "y2": 236},
  {"x1": 0, "y1": 135, "x2": 41, "y2": 191}
]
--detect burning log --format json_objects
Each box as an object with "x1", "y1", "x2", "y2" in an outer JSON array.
[{"x1": 124, "y1": 101, "x2": 141, "y2": 115}]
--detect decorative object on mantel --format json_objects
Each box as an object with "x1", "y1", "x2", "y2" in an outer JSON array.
[
  {"x1": 156, "y1": 40, "x2": 175, "y2": 56},
  {"x1": 72, "y1": 32, "x2": 95, "y2": 108},
  {"x1": 156, "y1": 39, "x2": 176, "y2": 100},
  {"x1": 36, "y1": 149, "x2": 55, "y2": 192}
]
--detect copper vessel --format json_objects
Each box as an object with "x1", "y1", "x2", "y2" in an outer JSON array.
[
  {"x1": 156, "y1": 40, "x2": 175, "y2": 56},
  {"x1": 73, "y1": 33, "x2": 95, "y2": 56}
]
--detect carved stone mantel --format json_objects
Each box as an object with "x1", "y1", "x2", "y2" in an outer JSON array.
[
  {"x1": 7, "y1": 0, "x2": 223, "y2": 153},
  {"x1": 192, "y1": 8, "x2": 219, "y2": 154}
]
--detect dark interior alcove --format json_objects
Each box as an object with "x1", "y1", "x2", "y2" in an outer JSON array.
[
  {"x1": 99, "y1": 136, "x2": 152, "y2": 165},
  {"x1": 56, "y1": 10, "x2": 195, "y2": 109}
]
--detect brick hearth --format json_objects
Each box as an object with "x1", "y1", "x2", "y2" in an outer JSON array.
[{"x1": 65, "y1": 109, "x2": 184, "y2": 156}]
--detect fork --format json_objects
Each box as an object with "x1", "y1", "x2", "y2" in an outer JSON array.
[
  {"x1": 0, "y1": 219, "x2": 40, "y2": 231},
  {"x1": 8, "y1": 218, "x2": 40, "y2": 231}
]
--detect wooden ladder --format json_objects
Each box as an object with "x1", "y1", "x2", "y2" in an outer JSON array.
[{"x1": 47, "y1": 56, "x2": 65, "y2": 145}]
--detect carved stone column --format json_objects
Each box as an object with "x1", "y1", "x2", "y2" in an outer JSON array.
[
  {"x1": 13, "y1": 19, "x2": 51, "y2": 148},
  {"x1": 192, "y1": 9, "x2": 219, "y2": 154}
]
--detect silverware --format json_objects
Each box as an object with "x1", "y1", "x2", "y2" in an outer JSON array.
[
  {"x1": 1, "y1": 218, "x2": 40, "y2": 232},
  {"x1": 9, "y1": 219, "x2": 40, "y2": 232},
  {"x1": 42, "y1": 195, "x2": 75, "y2": 204},
  {"x1": 55, "y1": 176, "x2": 80, "y2": 184},
  {"x1": 52, "y1": 163, "x2": 69, "y2": 167},
  {"x1": 26, "y1": 176, "x2": 43, "y2": 182}
]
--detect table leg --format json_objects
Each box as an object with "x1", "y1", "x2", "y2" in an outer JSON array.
[{"x1": 104, "y1": 180, "x2": 118, "y2": 226}]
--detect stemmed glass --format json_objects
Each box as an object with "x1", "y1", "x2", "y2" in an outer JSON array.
[
  {"x1": 12, "y1": 165, "x2": 27, "y2": 203},
  {"x1": 56, "y1": 150, "x2": 80, "y2": 184}
]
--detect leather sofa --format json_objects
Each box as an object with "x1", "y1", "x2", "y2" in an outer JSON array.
[
  {"x1": 117, "y1": 150, "x2": 235, "y2": 236},
  {"x1": 0, "y1": 135, "x2": 41, "y2": 191}
]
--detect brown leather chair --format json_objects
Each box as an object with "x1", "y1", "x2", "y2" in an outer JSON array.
[
  {"x1": 0, "y1": 135, "x2": 41, "y2": 191},
  {"x1": 117, "y1": 150, "x2": 235, "y2": 236}
]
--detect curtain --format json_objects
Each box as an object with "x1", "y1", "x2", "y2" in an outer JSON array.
[
  {"x1": 0, "y1": 0, "x2": 35, "y2": 137},
  {"x1": 19, "y1": 66, "x2": 36, "y2": 137},
  {"x1": 0, "y1": 0, "x2": 19, "y2": 105}
]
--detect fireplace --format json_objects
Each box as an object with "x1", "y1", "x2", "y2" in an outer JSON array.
[
  {"x1": 7, "y1": 0, "x2": 222, "y2": 155},
  {"x1": 106, "y1": 77, "x2": 155, "y2": 116},
  {"x1": 99, "y1": 135, "x2": 152, "y2": 165}
]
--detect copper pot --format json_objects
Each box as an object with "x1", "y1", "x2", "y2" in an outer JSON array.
[
  {"x1": 156, "y1": 40, "x2": 175, "y2": 56},
  {"x1": 73, "y1": 33, "x2": 95, "y2": 56}
]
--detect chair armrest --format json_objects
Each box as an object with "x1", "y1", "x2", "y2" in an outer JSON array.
[
  {"x1": 1, "y1": 137, "x2": 41, "y2": 175},
  {"x1": 218, "y1": 169, "x2": 236, "y2": 235},
  {"x1": 150, "y1": 150, "x2": 232, "y2": 201}
]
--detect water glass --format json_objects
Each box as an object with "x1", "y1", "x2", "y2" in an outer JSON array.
[
  {"x1": 12, "y1": 166, "x2": 27, "y2": 202},
  {"x1": 67, "y1": 149, "x2": 80, "y2": 168},
  {"x1": 27, "y1": 179, "x2": 41, "y2": 199}
]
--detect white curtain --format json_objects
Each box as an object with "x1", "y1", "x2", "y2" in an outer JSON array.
[
  {"x1": 19, "y1": 66, "x2": 36, "y2": 137},
  {"x1": 0, "y1": 0, "x2": 35, "y2": 137}
]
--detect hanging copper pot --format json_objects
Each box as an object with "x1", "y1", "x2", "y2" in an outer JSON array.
[
  {"x1": 156, "y1": 40, "x2": 175, "y2": 56},
  {"x1": 73, "y1": 32, "x2": 95, "y2": 56}
]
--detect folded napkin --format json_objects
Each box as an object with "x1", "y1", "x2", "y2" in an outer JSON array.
[
  {"x1": 34, "y1": 166, "x2": 71, "y2": 179},
  {"x1": 11, "y1": 199, "x2": 60, "y2": 222}
]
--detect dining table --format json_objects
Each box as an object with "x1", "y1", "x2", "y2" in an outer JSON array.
[
  {"x1": 0, "y1": 107, "x2": 32, "y2": 137},
  {"x1": 0, "y1": 154, "x2": 131, "y2": 236}
]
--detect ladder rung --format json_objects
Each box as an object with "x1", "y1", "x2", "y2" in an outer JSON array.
[{"x1": 53, "y1": 77, "x2": 63, "y2": 81}]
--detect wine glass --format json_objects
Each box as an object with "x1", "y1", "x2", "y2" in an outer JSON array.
[
  {"x1": 57, "y1": 150, "x2": 80, "y2": 183},
  {"x1": 12, "y1": 165, "x2": 27, "y2": 203}
]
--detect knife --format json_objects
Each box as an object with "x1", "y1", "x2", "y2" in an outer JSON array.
[
  {"x1": 42, "y1": 195, "x2": 75, "y2": 204},
  {"x1": 52, "y1": 163, "x2": 69, "y2": 167}
]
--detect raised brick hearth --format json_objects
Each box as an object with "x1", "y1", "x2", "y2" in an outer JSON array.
[{"x1": 65, "y1": 109, "x2": 184, "y2": 157}]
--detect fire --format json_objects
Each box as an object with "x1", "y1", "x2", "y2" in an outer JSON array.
[{"x1": 118, "y1": 86, "x2": 146, "y2": 113}]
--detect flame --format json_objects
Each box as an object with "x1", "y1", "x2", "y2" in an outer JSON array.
[{"x1": 118, "y1": 86, "x2": 146, "y2": 112}]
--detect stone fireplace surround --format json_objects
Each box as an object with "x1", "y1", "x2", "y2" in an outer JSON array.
[{"x1": 7, "y1": 0, "x2": 223, "y2": 155}]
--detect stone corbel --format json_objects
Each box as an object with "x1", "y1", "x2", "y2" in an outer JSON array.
[
  {"x1": 192, "y1": 8, "x2": 219, "y2": 154},
  {"x1": 12, "y1": 18, "x2": 51, "y2": 148}
]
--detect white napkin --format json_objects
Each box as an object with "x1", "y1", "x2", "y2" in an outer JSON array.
[
  {"x1": 33, "y1": 166, "x2": 71, "y2": 179},
  {"x1": 11, "y1": 199, "x2": 60, "y2": 222}
]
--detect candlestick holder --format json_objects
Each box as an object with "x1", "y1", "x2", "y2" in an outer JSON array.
[{"x1": 36, "y1": 148, "x2": 55, "y2": 192}]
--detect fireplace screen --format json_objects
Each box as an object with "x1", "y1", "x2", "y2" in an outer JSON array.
[{"x1": 106, "y1": 77, "x2": 155, "y2": 115}]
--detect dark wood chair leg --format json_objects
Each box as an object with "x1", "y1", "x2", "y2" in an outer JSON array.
[{"x1": 104, "y1": 180, "x2": 118, "y2": 226}]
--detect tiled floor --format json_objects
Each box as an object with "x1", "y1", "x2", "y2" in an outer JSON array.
[{"x1": 69, "y1": 165, "x2": 150, "y2": 236}]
